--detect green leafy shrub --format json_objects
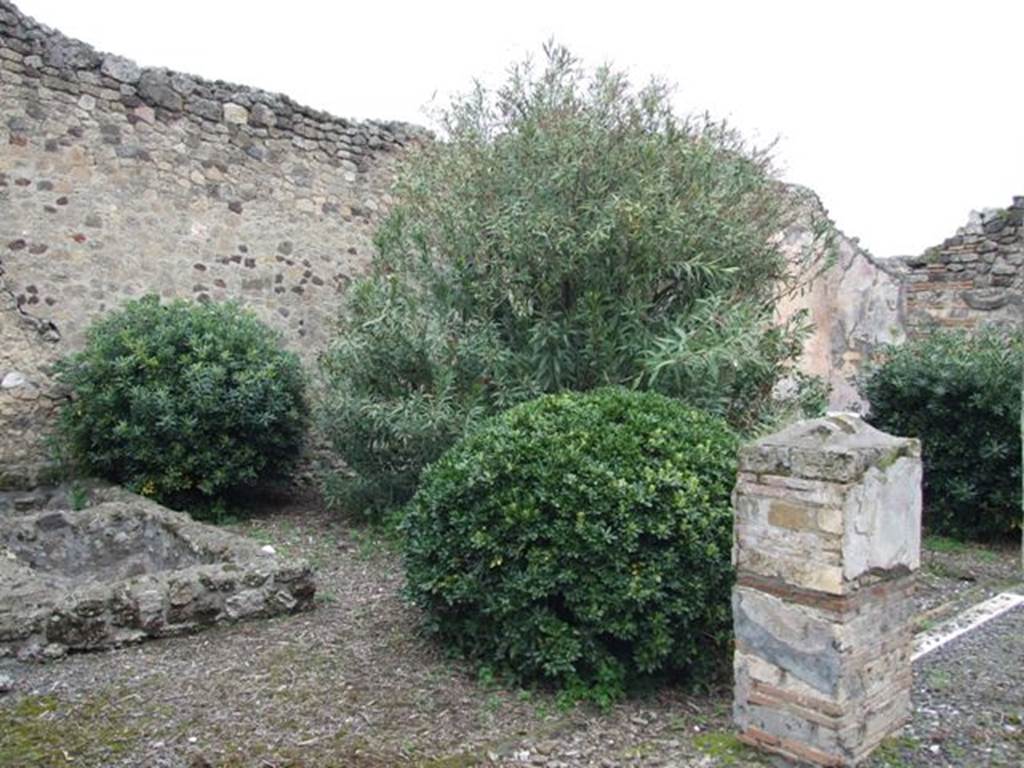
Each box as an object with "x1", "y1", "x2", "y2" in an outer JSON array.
[
  {"x1": 642, "y1": 295, "x2": 825, "y2": 433},
  {"x1": 319, "y1": 44, "x2": 828, "y2": 516},
  {"x1": 864, "y1": 328, "x2": 1022, "y2": 540},
  {"x1": 317, "y1": 278, "x2": 508, "y2": 516},
  {"x1": 56, "y1": 296, "x2": 308, "y2": 512},
  {"x1": 402, "y1": 388, "x2": 739, "y2": 702}
]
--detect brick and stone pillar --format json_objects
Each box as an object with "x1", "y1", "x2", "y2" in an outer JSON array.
[{"x1": 732, "y1": 414, "x2": 922, "y2": 767}]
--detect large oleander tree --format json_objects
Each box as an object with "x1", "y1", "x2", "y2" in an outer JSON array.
[{"x1": 318, "y1": 44, "x2": 828, "y2": 517}]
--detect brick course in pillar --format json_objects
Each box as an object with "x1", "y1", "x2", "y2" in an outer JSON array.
[{"x1": 732, "y1": 414, "x2": 921, "y2": 767}]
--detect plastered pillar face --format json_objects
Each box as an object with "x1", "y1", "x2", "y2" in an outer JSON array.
[{"x1": 732, "y1": 414, "x2": 921, "y2": 767}]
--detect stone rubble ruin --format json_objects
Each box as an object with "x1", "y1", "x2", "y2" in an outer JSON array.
[{"x1": 0, "y1": 485, "x2": 315, "y2": 661}]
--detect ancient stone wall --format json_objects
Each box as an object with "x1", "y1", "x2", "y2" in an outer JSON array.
[
  {"x1": 0, "y1": 1, "x2": 421, "y2": 487},
  {"x1": 776, "y1": 188, "x2": 906, "y2": 412},
  {"x1": 898, "y1": 198, "x2": 1024, "y2": 336},
  {"x1": 780, "y1": 194, "x2": 1023, "y2": 413},
  {"x1": 1, "y1": 0, "x2": 1021, "y2": 487}
]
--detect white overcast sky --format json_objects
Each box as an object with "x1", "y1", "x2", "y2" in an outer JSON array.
[{"x1": 16, "y1": 0, "x2": 1024, "y2": 258}]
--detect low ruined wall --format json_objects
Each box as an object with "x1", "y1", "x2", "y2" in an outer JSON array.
[
  {"x1": 0, "y1": 491, "x2": 315, "y2": 661},
  {"x1": 0, "y1": 1, "x2": 420, "y2": 487},
  {"x1": 898, "y1": 198, "x2": 1024, "y2": 336}
]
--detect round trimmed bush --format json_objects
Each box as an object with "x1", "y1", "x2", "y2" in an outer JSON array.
[
  {"x1": 402, "y1": 387, "x2": 739, "y2": 701},
  {"x1": 864, "y1": 328, "x2": 1023, "y2": 540},
  {"x1": 56, "y1": 296, "x2": 308, "y2": 511}
]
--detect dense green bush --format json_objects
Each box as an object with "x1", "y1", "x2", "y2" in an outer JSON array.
[
  {"x1": 864, "y1": 328, "x2": 1022, "y2": 540},
  {"x1": 319, "y1": 44, "x2": 828, "y2": 516},
  {"x1": 56, "y1": 296, "x2": 308, "y2": 511},
  {"x1": 317, "y1": 278, "x2": 507, "y2": 515},
  {"x1": 402, "y1": 388, "x2": 739, "y2": 702}
]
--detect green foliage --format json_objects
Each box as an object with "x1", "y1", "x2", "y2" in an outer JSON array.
[
  {"x1": 318, "y1": 44, "x2": 825, "y2": 516},
  {"x1": 402, "y1": 388, "x2": 739, "y2": 701},
  {"x1": 693, "y1": 731, "x2": 766, "y2": 766},
  {"x1": 55, "y1": 296, "x2": 308, "y2": 512},
  {"x1": 318, "y1": 278, "x2": 506, "y2": 515},
  {"x1": 923, "y1": 535, "x2": 968, "y2": 554},
  {"x1": 69, "y1": 483, "x2": 89, "y2": 511},
  {"x1": 864, "y1": 328, "x2": 1023, "y2": 540},
  {"x1": 642, "y1": 296, "x2": 826, "y2": 433}
]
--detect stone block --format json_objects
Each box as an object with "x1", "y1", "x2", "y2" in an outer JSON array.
[
  {"x1": 733, "y1": 415, "x2": 921, "y2": 595},
  {"x1": 250, "y1": 102, "x2": 277, "y2": 127},
  {"x1": 100, "y1": 55, "x2": 140, "y2": 84},
  {"x1": 223, "y1": 102, "x2": 249, "y2": 124},
  {"x1": 137, "y1": 71, "x2": 183, "y2": 111}
]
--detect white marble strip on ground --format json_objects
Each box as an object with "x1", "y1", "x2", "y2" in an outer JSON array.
[{"x1": 912, "y1": 590, "x2": 1024, "y2": 662}]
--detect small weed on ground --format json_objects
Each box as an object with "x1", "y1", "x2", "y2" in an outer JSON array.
[
  {"x1": 871, "y1": 734, "x2": 921, "y2": 768},
  {"x1": 693, "y1": 730, "x2": 766, "y2": 765},
  {"x1": 925, "y1": 669, "x2": 953, "y2": 692},
  {"x1": 923, "y1": 535, "x2": 968, "y2": 554},
  {"x1": 0, "y1": 691, "x2": 140, "y2": 767}
]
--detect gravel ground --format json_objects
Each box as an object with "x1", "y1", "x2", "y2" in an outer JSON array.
[
  {"x1": 0, "y1": 495, "x2": 1020, "y2": 767},
  {"x1": 0, "y1": 496, "x2": 763, "y2": 768},
  {"x1": 913, "y1": 535, "x2": 1022, "y2": 629}
]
